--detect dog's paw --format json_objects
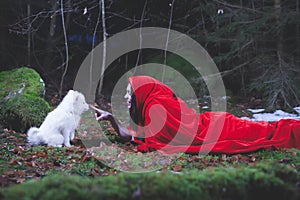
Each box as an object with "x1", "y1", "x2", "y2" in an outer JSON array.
[
  {"x1": 64, "y1": 143, "x2": 72, "y2": 147},
  {"x1": 48, "y1": 144, "x2": 62, "y2": 148},
  {"x1": 70, "y1": 134, "x2": 75, "y2": 141}
]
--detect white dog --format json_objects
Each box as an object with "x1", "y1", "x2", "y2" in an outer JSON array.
[{"x1": 27, "y1": 90, "x2": 89, "y2": 147}]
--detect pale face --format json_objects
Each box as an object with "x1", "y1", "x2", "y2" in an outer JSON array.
[{"x1": 124, "y1": 83, "x2": 132, "y2": 108}]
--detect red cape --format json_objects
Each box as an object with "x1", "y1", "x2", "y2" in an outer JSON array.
[{"x1": 128, "y1": 76, "x2": 300, "y2": 154}]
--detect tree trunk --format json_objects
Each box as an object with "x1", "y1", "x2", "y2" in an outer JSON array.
[
  {"x1": 27, "y1": 3, "x2": 31, "y2": 67},
  {"x1": 275, "y1": 0, "x2": 283, "y2": 70},
  {"x1": 96, "y1": 0, "x2": 107, "y2": 100},
  {"x1": 297, "y1": 0, "x2": 299, "y2": 62}
]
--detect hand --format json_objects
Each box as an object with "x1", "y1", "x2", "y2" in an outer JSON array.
[{"x1": 89, "y1": 105, "x2": 112, "y2": 121}]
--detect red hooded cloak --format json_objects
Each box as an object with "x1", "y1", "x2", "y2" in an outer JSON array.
[{"x1": 128, "y1": 76, "x2": 300, "y2": 154}]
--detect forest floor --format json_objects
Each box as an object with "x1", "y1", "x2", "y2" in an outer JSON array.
[
  {"x1": 0, "y1": 97, "x2": 300, "y2": 189},
  {"x1": 1, "y1": 126, "x2": 300, "y2": 188}
]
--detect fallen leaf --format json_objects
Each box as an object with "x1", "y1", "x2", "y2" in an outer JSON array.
[{"x1": 172, "y1": 164, "x2": 183, "y2": 172}]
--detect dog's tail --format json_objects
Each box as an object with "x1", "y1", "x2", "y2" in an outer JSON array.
[{"x1": 27, "y1": 127, "x2": 42, "y2": 145}]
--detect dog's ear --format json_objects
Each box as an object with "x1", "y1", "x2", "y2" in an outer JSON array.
[
  {"x1": 75, "y1": 94, "x2": 80, "y2": 101},
  {"x1": 67, "y1": 90, "x2": 75, "y2": 97}
]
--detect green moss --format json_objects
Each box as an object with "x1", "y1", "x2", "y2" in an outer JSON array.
[
  {"x1": 0, "y1": 94, "x2": 51, "y2": 131},
  {"x1": 1, "y1": 162, "x2": 299, "y2": 200},
  {"x1": 0, "y1": 67, "x2": 44, "y2": 99},
  {"x1": 0, "y1": 67, "x2": 51, "y2": 131}
]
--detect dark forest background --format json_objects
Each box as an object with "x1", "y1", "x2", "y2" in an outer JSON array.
[{"x1": 0, "y1": 0, "x2": 299, "y2": 110}]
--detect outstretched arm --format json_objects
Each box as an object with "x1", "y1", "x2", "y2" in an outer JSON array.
[{"x1": 90, "y1": 105, "x2": 132, "y2": 141}]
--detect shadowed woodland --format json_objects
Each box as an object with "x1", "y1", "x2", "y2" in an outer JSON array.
[
  {"x1": 0, "y1": 0, "x2": 299, "y2": 109},
  {"x1": 0, "y1": 1, "x2": 300, "y2": 199}
]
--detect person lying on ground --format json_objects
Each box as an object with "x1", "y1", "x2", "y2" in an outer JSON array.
[{"x1": 91, "y1": 76, "x2": 300, "y2": 154}]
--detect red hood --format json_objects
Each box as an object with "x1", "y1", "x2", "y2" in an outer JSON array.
[
  {"x1": 128, "y1": 76, "x2": 205, "y2": 152},
  {"x1": 128, "y1": 76, "x2": 177, "y2": 125}
]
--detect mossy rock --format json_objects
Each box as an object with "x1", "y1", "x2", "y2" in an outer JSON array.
[
  {"x1": 0, "y1": 67, "x2": 45, "y2": 99},
  {"x1": 0, "y1": 67, "x2": 51, "y2": 132},
  {"x1": 0, "y1": 94, "x2": 51, "y2": 132}
]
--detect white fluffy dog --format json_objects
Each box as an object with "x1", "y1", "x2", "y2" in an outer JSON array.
[{"x1": 27, "y1": 90, "x2": 89, "y2": 147}]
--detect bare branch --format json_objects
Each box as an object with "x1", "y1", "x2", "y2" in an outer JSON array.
[{"x1": 213, "y1": 0, "x2": 263, "y2": 13}]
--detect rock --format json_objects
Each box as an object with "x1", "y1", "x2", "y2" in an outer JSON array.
[{"x1": 0, "y1": 67, "x2": 51, "y2": 132}]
